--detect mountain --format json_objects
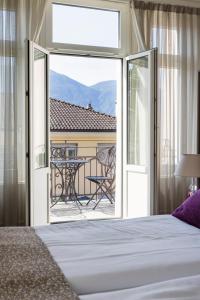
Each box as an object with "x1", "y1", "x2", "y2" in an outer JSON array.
[
  {"x1": 90, "y1": 81, "x2": 116, "y2": 116},
  {"x1": 50, "y1": 70, "x2": 116, "y2": 116}
]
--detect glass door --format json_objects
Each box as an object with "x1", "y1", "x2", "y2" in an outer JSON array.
[
  {"x1": 123, "y1": 49, "x2": 157, "y2": 218},
  {"x1": 29, "y1": 41, "x2": 50, "y2": 226}
]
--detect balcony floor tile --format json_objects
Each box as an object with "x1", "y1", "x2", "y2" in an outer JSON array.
[{"x1": 50, "y1": 199, "x2": 115, "y2": 223}]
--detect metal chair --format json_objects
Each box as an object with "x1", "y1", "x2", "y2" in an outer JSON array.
[{"x1": 86, "y1": 146, "x2": 116, "y2": 210}]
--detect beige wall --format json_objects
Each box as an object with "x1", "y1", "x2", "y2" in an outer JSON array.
[{"x1": 50, "y1": 131, "x2": 116, "y2": 157}]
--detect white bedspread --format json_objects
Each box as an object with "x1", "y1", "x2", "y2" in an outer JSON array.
[
  {"x1": 36, "y1": 215, "x2": 200, "y2": 297},
  {"x1": 80, "y1": 274, "x2": 200, "y2": 300}
]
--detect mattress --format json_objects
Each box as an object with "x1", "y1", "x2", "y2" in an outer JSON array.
[{"x1": 35, "y1": 215, "x2": 200, "y2": 298}]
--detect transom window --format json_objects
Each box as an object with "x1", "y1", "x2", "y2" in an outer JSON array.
[
  {"x1": 46, "y1": 0, "x2": 129, "y2": 56},
  {"x1": 52, "y1": 4, "x2": 119, "y2": 48}
]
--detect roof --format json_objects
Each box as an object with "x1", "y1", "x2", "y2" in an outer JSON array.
[{"x1": 50, "y1": 98, "x2": 116, "y2": 132}]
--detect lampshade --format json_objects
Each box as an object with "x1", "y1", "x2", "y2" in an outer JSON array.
[{"x1": 174, "y1": 154, "x2": 200, "y2": 177}]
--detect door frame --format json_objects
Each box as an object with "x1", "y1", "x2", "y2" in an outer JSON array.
[
  {"x1": 123, "y1": 48, "x2": 157, "y2": 218},
  {"x1": 28, "y1": 40, "x2": 50, "y2": 226},
  {"x1": 49, "y1": 53, "x2": 123, "y2": 221},
  {"x1": 26, "y1": 44, "x2": 157, "y2": 223}
]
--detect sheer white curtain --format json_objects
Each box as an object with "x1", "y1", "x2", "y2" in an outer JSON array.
[
  {"x1": 130, "y1": 1, "x2": 200, "y2": 214},
  {"x1": 0, "y1": 0, "x2": 48, "y2": 226},
  {"x1": 28, "y1": 0, "x2": 49, "y2": 43}
]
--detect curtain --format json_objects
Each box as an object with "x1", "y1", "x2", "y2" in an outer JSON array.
[
  {"x1": 28, "y1": 0, "x2": 49, "y2": 43},
  {"x1": 130, "y1": 1, "x2": 200, "y2": 214},
  {"x1": 0, "y1": 0, "x2": 48, "y2": 226}
]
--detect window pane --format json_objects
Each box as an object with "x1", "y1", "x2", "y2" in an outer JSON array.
[
  {"x1": 52, "y1": 4, "x2": 119, "y2": 48},
  {"x1": 152, "y1": 27, "x2": 178, "y2": 55},
  {"x1": 0, "y1": 10, "x2": 16, "y2": 41},
  {"x1": 67, "y1": 143, "x2": 78, "y2": 158},
  {"x1": 33, "y1": 48, "x2": 47, "y2": 169},
  {"x1": 159, "y1": 68, "x2": 178, "y2": 176},
  {"x1": 127, "y1": 56, "x2": 149, "y2": 166}
]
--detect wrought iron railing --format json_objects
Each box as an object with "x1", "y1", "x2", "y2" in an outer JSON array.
[{"x1": 50, "y1": 145, "x2": 114, "y2": 205}]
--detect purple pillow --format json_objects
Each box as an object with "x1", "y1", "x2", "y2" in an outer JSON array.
[{"x1": 172, "y1": 189, "x2": 200, "y2": 228}]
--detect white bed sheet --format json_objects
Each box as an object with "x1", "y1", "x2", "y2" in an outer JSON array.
[
  {"x1": 36, "y1": 215, "x2": 200, "y2": 296},
  {"x1": 80, "y1": 274, "x2": 200, "y2": 300}
]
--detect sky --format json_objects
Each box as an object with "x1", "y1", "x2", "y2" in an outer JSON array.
[
  {"x1": 50, "y1": 4, "x2": 121, "y2": 86},
  {"x1": 53, "y1": 4, "x2": 119, "y2": 48},
  {"x1": 50, "y1": 55, "x2": 121, "y2": 86}
]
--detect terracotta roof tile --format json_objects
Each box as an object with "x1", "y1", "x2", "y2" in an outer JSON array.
[{"x1": 50, "y1": 98, "x2": 116, "y2": 132}]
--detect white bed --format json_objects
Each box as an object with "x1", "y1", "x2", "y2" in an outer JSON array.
[
  {"x1": 36, "y1": 215, "x2": 200, "y2": 299},
  {"x1": 79, "y1": 274, "x2": 200, "y2": 300}
]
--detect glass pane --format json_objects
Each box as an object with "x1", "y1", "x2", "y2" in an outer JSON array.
[
  {"x1": 0, "y1": 10, "x2": 16, "y2": 41},
  {"x1": 52, "y1": 4, "x2": 119, "y2": 48},
  {"x1": 33, "y1": 48, "x2": 47, "y2": 169},
  {"x1": 127, "y1": 56, "x2": 149, "y2": 166}
]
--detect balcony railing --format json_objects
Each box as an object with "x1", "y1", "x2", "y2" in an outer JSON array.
[{"x1": 50, "y1": 145, "x2": 115, "y2": 207}]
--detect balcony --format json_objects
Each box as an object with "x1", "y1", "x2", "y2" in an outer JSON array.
[{"x1": 50, "y1": 145, "x2": 116, "y2": 222}]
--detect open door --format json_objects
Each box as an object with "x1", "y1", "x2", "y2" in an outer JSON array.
[
  {"x1": 29, "y1": 41, "x2": 50, "y2": 226},
  {"x1": 123, "y1": 49, "x2": 157, "y2": 218}
]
